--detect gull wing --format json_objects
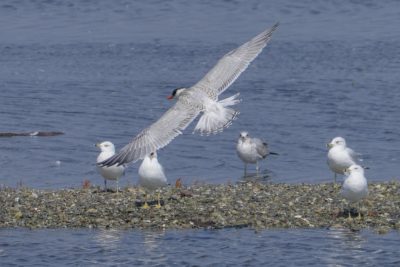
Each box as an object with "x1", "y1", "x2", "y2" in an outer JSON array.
[
  {"x1": 347, "y1": 147, "x2": 362, "y2": 163},
  {"x1": 253, "y1": 138, "x2": 268, "y2": 158},
  {"x1": 191, "y1": 23, "x2": 279, "y2": 99},
  {"x1": 100, "y1": 101, "x2": 200, "y2": 166}
]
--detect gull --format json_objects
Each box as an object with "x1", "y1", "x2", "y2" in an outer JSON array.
[
  {"x1": 96, "y1": 141, "x2": 125, "y2": 192},
  {"x1": 138, "y1": 152, "x2": 167, "y2": 208},
  {"x1": 236, "y1": 131, "x2": 278, "y2": 176},
  {"x1": 100, "y1": 23, "x2": 279, "y2": 167},
  {"x1": 327, "y1": 137, "x2": 361, "y2": 183},
  {"x1": 341, "y1": 164, "x2": 368, "y2": 219}
]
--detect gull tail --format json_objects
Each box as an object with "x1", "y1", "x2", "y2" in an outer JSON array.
[{"x1": 194, "y1": 93, "x2": 241, "y2": 136}]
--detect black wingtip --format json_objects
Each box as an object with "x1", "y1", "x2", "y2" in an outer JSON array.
[
  {"x1": 269, "y1": 151, "x2": 279, "y2": 156},
  {"x1": 98, "y1": 156, "x2": 118, "y2": 167}
]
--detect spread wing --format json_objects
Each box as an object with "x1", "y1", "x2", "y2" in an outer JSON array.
[
  {"x1": 100, "y1": 101, "x2": 200, "y2": 166},
  {"x1": 191, "y1": 23, "x2": 279, "y2": 99}
]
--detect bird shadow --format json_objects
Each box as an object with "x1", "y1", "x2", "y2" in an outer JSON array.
[
  {"x1": 134, "y1": 199, "x2": 166, "y2": 208},
  {"x1": 337, "y1": 207, "x2": 365, "y2": 219}
]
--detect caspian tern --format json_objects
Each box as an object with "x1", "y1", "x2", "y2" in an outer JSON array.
[{"x1": 100, "y1": 23, "x2": 279, "y2": 167}]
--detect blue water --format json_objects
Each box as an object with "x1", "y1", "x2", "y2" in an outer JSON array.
[
  {"x1": 0, "y1": 0, "x2": 399, "y2": 265},
  {"x1": 0, "y1": 228, "x2": 399, "y2": 266},
  {"x1": 0, "y1": 0, "x2": 399, "y2": 189}
]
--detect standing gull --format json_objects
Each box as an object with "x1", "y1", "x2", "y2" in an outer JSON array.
[
  {"x1": 100, "y1": 23, "x2": 279, "y2": 167},
  {"x1": 341, "y1": 164, "x2": 368, "y2": 219},
  {"x1": 138, "y1": 152, "x2": 167, "y2": 208},
  {"x1": 236, "y1": 131, "x2": 278, "y2": 176},
  {"x1": 96, "y1": 141, "x2": 125, "y2": 192},
  {"x1": 327, "y1": 137, "x2": 361, "y2": 183}
]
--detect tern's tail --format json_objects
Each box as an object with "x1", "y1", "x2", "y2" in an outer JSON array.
[{"x1": 194, "y1": 93, "x2": 241, "y2": 136}]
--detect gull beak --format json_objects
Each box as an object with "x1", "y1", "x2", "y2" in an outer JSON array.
[
  {"x1": 167, "y1": 95, "x2": 174, "y2": 100},
  {"x1": 344, "y1": 168, "x2": 350, "y2": 175},
  {"x1": 95, "y1": 143, "x2": 100, "y2": 148},
  {"x1": 327, "y1": 143, "x2": 333, "y2": 149}
]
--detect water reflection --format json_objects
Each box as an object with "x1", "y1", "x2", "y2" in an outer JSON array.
[
  {"x1": 137, "y1": 230, "x2": 167, "y2": 266},
  {"x1": 143, "y1": 230, "x2": 165, "y2": 253},
  {"x1": 241, "y1": 168, "x2": 275, "y2": 183},
  {"x1": 337, "y1": 229, "x2": 365, "y2": 249},
  {"x1": 326, "y1": 229, "x2": 366, "y2": 266},
  {"x1": 93, "y1": 229, "x2": 123, "y2": 250}
]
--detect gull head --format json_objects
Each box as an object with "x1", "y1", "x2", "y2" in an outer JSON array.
[
  {"x1": 344, "y1": 164, "x2": 364, "y2": 176},
  {"x1": 239, "y1": 131, "x2": 249, "y2": 141},
  {"x1": 95, "y1": 141, "x2": 115, "y2": 153},
  {"x1": 327, "y1": 136, "x2": 346, "y2": 149},
  {"x1": 167, "y1": 87, "x2": 186, "y2": 100}
]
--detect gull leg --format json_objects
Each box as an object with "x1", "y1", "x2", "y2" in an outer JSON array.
[
  {"x1": 357, "y1": 202, "x2": 362, "y2": 220},
  {"x1": 348, "y1": 203, "x2": 352, "y2": 220},
  {"x1": 155, "y1": 191, "x2": 162, "y2": 209},
  {"x1": 256, "y1": 161, "x2": 260, "y2": 176},
  {"x1": 142, "y1": 193, "x2": 150, "y2": 209},
  {"x1": 341, "y1": 201, "x2": 344, "y2": 216},
  {"x1": 341, "y1": 201, "x2": 350, "y2": 219},
  {"x1": 334, "y1": 173, "x2": 337, "y2": 183},
  {"x1": 104, "y1": 179, "x2": 107, "y2": 192}
]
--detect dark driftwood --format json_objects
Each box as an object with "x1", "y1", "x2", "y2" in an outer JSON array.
[{"x1": 0, "y1": 131, "x2": 64, "y2": 137}]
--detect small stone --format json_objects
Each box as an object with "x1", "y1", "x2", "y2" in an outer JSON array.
[
  {"x1": 87, "y1": 208, "x2": 97, "y2": 214},
  {"x1": 14, "y1": 211, "x2": 23, "y2": 220},
  {"x1": 376, "y1": 226, "x2": 390, "y2": 235}
]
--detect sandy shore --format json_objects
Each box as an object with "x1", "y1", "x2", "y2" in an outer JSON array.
[{"x1": 1, "y1": 181, "x2": 399, "y2": 232}]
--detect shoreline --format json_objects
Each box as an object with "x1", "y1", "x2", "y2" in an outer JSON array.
[{"x1": 1, "y1": 181, "x2": 399, "y2": 232}]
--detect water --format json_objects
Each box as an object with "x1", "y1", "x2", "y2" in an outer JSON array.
[
  {"x1": 0, "y1": 0, "x2": 399, "y2": 189},
  {"x1": 0, "y1": 0, "x2": 399, "y2": 265},
  {"x1": 0, "y1": 228, "x2": 399, "y2": 266}
]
